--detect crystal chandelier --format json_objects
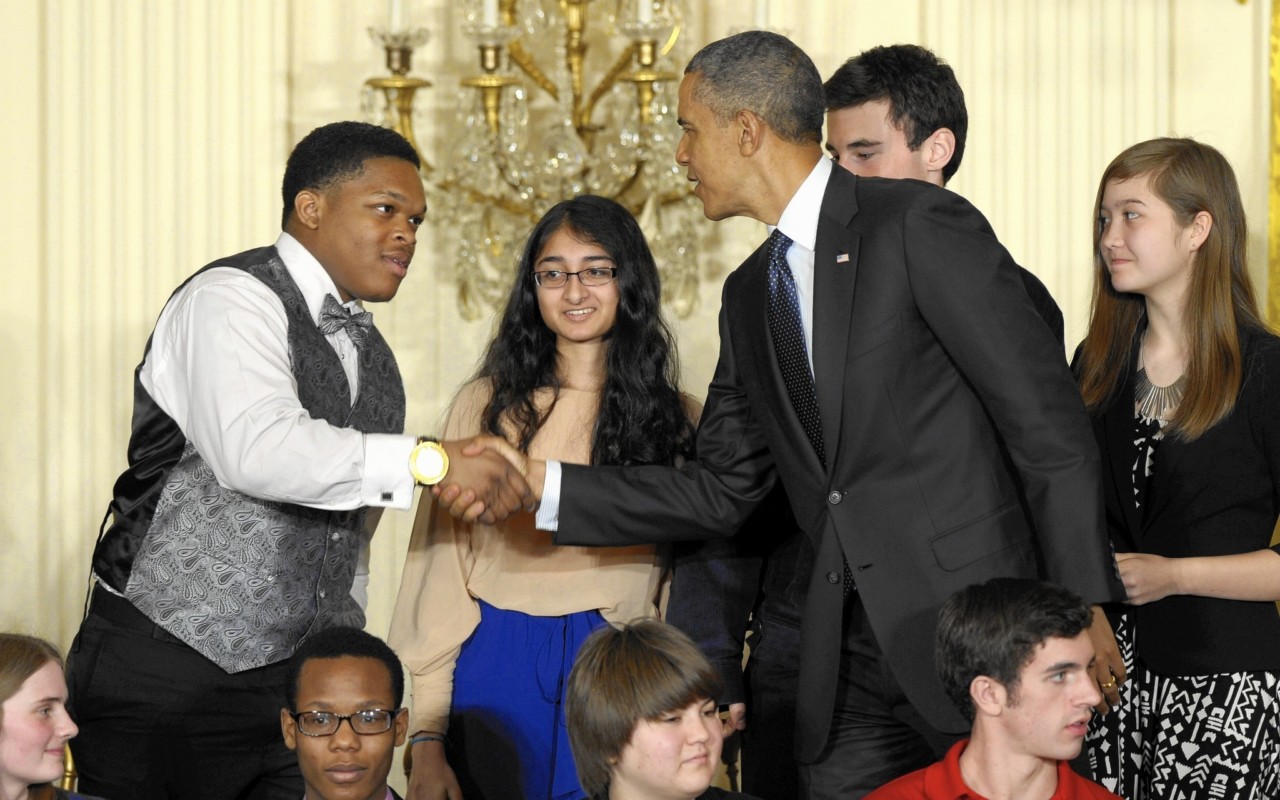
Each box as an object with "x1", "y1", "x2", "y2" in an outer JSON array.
[{"x1": 363, "y1": 0, "x2": 704, "y2": 320}]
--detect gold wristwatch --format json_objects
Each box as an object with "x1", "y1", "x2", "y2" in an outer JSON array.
[{"x1": 409, "y1": 437, "x2": 450, "y2": 486}]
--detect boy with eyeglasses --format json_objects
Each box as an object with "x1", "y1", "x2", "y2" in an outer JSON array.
[{"x1": 281, "y1": 626, "x2": 409, "y2": 800}]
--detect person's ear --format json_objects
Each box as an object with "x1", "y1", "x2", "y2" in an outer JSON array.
[
  {"x1": 737, "y1": 110, "x2": 766, "y2": 157},
  {"x1": 970, "y1": 675, "x2": 1008, "y2": 717},
  {"x1": 281, "y1": 709, "x2": 299, "y2": 751},
  {"x1": 1187, "y1": 210, "x2": 1213, "y2": 252},
  {"x1": 293, "y1": 189, "x2": 323, "y2": 231},
  {"x1": 921, "y1": 128, "x2": 956, "y2": 180},
  {"x1": 393, "y1": 708, "x2": 409, "y2": 746}
]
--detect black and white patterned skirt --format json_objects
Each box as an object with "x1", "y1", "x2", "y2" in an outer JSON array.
[{"x1": 1085, "y1": 612, "x2": 1280, "y2": 799}]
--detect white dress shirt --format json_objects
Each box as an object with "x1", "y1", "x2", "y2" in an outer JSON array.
[
  {"x1": 129, "y1": 233, "x2": 418, "y2": 607},
  {"x1": 139, "y1": 231, "x2": 417, "y2": 512},
  {"x1": 535, "y1": 156, "x2": 832, "y2": 531}
]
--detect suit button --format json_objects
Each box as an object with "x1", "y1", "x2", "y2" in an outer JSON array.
[
  {"x1": 828, "y1": 491, "x2": 843, "y2": 504},
  {"x1": 827, "y1": 571, "x2": 840, "y2": 584},
  {"x1": 318, "y1": 589, "x2": 326, "y2": 599}
]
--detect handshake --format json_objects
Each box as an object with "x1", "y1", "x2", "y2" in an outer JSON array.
[{"x1": 432, "y1": 436, "x2": 546, "y2": 524}]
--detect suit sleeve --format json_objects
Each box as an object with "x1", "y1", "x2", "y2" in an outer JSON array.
[
  {"x1": 665, "y1": 535, "x2": 760, "y2": 706},
  {"x1": 556, "y1": 285, "x2": 778, "y2": 547},
  {"x1": 902, "y1": 190, "x2": 1119, "y2": 604}
]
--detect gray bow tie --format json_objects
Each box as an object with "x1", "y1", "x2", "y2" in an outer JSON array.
[{"x1": 318, "y1": 293, "x2": 373, "y2": 349}]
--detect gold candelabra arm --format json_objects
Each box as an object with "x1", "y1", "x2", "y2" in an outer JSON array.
[
  {"x1": 624, "y1": 39, "x2": 676, "y2": 127},
  {"x1": 436, "y1": 177, "x2": 542, "y2": 222},
  {"x1": 365, "y1": 29, "x2": 434, "y2": 172},
  {"x1": 508, "y1": 40, "x2": 559, "y2": 100},
  {"x1": 462, "y1": 43, "x2": 521, "y2": 136},
  {"x1": 582, "y1": 44, "x2": 639, "y2": 129},
  {"x1": 365, "y1": 74, "x2": 435, "y2": 172},
  {"x1": 561, "y1": 0, "x2": 590, "y2": 117}
]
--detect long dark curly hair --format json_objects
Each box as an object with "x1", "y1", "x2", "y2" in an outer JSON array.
[{"x1": 475, "y1": 195, "x2": 695, "y2": 467}]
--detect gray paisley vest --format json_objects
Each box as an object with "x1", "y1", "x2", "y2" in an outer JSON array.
[{"x1": 92, "y1": 246, "x2": 406, "y2": 673}]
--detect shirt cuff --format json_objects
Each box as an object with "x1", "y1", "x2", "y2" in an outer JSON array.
[
  {"x1": 534, "y1": 460, "x2": 562, "y2": 531},
  {"x1": 362, "y1": 433, "x2": 418, "y2": 510}
]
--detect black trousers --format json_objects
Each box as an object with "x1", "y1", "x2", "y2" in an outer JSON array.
[
  {"x1": 799, "y1": 596, "x2": 963, "y2": 799},
  {"x1": 740, "y1": 616, "x2": 801, "y2": 800},
  {"x1": 66, "y1": 586, "x2": 302, "y2": 800}
]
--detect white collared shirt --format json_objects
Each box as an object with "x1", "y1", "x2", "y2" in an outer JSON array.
[
  {"x1": 138, "y1": 231, "x2": 417, "y2": 513},
  {"x1": 769, "y1": 156, "x2": 831, "y2": 372}
]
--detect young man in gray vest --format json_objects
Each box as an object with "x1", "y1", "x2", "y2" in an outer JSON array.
[{"x1": 65, "y1": 121, "x2": 531, "y2": 800}]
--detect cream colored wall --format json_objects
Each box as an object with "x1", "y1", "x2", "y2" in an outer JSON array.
[{"x1": 0, "y1": 0, "x2": 1268, "y2": 728}]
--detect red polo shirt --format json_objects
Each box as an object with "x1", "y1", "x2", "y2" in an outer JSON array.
[{"x1": 865, "y1": 740, "x2": 1121, "y2": 800}]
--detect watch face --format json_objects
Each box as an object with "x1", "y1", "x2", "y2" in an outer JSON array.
[{"x1": 413, "y1": 443, "x2": 448, "y2": 483}]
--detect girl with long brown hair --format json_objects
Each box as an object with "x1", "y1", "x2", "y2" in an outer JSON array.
[
  {"x1": 1077, "y1": 138, "x2": 1280, "y2": 797},
  {"x1": 0, "y1": 634, "x2": 101, "y2": 800}
]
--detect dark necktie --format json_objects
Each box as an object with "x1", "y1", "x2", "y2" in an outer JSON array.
[
  {"x1": 766, "y1": 229, "x2": 853, "y2": 597},
  {"x1": 767, "y1": 230, "x2": 824, "y2": 465},
  {"x1": 318, "y1": 293, "x2": 373, "y2": 349}
]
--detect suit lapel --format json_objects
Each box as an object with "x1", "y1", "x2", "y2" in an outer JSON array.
[{"x1": 812, "y1": 169, "x2": 860, "y2": 463}]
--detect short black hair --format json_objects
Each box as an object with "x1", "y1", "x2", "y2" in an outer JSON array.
[
  {"x1": 935, "y1": 578, "x2": 1092, "y2": 721},
  {"x1": 284, "y1": 626, "x2": 405, "y2": 710},
  {"x1": 823, "y1": 44, "x2": 968, "y2": 184},
  {"x1": 685, "y1": 31, "x2": 825, "y2": 145},
  {"x1": 280, "y1": 121, "x2": 420, "y2": 229}
]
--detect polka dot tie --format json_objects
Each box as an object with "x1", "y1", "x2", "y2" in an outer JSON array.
[
  {"x1": 766, "y1": 230, "x2": 824, "y2": 465},
  {"x1": 765, "y1": 230, "x2": 854, "y2": 597}
]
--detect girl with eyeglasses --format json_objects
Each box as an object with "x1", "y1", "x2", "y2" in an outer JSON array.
[{"x1": 390, "y1": 195, "x2": 696, "y2": 800}]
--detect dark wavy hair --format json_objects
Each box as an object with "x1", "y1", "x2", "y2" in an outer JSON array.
[
  {"x1": 475, "y1": 195, "x2": 694, "y2": 467},
  {"x1": 936, "y1": 579, "x2": 1091, "y2": 722}
]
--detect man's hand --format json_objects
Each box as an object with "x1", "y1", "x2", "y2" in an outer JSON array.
[
  {"x1": 406, "y1": 739, "x2": 463, "y2": 800},
  {"x1": 726, "y1": 702, "x2": 747, "y2": 732},
  {"x1": 1086, "y1": 604, "x2": 1126, "y2": 714},
  {"x1": 434, "y1": 437, "x2": 534, "y2": 525},
  {"x1": 1116, "y1": 552, "x2": 1180, "y2": 605}
]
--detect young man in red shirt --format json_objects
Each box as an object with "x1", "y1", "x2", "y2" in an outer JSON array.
[{"x1": 868, "y1": 579, "x2": 1120, "y2": 800}]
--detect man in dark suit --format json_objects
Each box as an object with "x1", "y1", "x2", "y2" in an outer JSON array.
[
  {"x1": 664, "y1": 44, "x2": 1071, "y2": 800},
  {"x1": 446, "y1": 31, "x2": 1119, "y2": 797}
]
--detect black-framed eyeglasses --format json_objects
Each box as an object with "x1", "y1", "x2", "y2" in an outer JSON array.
[
  {"x1": 532, "y1": 267, "x2": 618, "y2": 288},
  {"x1": 288, "y1": 708, "x2": 402, "y2": 737}
]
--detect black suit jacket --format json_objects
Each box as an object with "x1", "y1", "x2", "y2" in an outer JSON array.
[
  {"x1": 556, "y1": 167, "x2": 1117, "y2": 761},
  {"x1": 666, "y1": 239, "x2": 1065, "y2": 710},
  {"x1": 1094, "y1": 325, "x2": 1280, "y2": 675}
]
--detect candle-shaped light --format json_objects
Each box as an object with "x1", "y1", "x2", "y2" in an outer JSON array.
[
  {"x1": 754, "y1": 0, "x2": 769, "y2": 28},
  {"x1": 637, "y1": 0, "x2": 653, "y2": 24},
  {"x1": 482, "y1": 0, "x2": 499, "y2": 27},
  {"x1": 388, "y1": 0, "x2": 404, "y2": 32}
]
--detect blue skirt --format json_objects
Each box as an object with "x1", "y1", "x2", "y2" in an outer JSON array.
[{"x1": 450, "y1": 600, "x2": 606, "y2": 800}]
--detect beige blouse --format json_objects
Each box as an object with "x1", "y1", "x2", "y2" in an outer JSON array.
[{"x1": 388, "y1": 379, "x2": 682, "y2": 735}]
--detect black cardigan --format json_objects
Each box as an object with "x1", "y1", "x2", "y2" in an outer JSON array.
[{"x1": 1092, "y1": 324, "x2": 1280, "y2": 675}]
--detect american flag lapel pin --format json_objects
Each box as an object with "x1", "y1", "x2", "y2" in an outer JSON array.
[{"x1": 836, "y1": 252, "x2": 849, "y2": 263}]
